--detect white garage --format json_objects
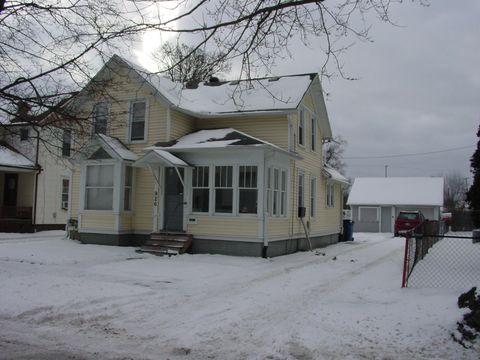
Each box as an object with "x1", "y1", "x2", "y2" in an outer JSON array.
[{"x1": 347, "y1": 177, "x2": 444, "y2": 233}]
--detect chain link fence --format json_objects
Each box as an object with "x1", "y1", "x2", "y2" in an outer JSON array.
[{"x1": 402, "y1": 222, "x2": 480, "y2": 289}]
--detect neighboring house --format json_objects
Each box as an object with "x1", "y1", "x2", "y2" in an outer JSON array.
[
  {"x1": 347, "y1": 177, "x2": 444, "y2": 233},
  {"x1": 0, "y1": 114, "x2": 73, "y2": 232},
  {"x1": 67, "y1": 55, "x2": 348, "y2": 257}
]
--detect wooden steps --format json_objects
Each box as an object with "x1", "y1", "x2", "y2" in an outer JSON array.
[{"x1": 136, "y1": 232, "x2": 193, "y2": 256}]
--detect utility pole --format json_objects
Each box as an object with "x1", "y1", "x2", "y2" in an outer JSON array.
[{"x1": 384, "y1": 165, "x2": 388, "y2": 178}]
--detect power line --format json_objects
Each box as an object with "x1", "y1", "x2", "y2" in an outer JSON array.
[{"x1": 344, "y1": 145, "x2": 474, "y2": 160}]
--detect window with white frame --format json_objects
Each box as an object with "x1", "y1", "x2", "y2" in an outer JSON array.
[
  {"x1": 326, "y1": 181, "x2": 335, "y2": 208},
  {"x1": 215, "y1": 166, "x2": 233, "y2": 213},
  {"x1": 311, "y1": 116, "x2": 317, "y2": 151},
  {"x1": 266, "y1": 168, "x2": 272, "y2": 214},
  {"x1": 310, "y1": 177, "x2": 317, "y2": 217},
  {"x1": 273, "y1": 168, "x2": 279, "y2": 215},
  {"x1": 85, "y1": 164, "x2": 114, "y2": 210},
  {"x1": 359, "y1": 207, "x2": 379, "y2": 222},
  {"x1": 298, "y1": 172, "x2": 305, "y2": 211},
  {"x1": 129, "y1": 100, "x2": 146, "y2": 141},
  {"x1": 298, "y1": 109, "x2": 305, "y2": 146},
  {"x1": 93, "y1": 102, "x2": 108, "y2": 135},
  {"x1": 61, "y1": 178, "x2": 69, "y2": 210},
  {"x1": 62, "y1": 129, "x2": 72, "y2": 157},
  {"x1": 123, "y1": 166, "x2": 133, "y2": 211},
  {"x1": 238, "y1": 166, "x2": 257, "y2": 214},
  {"x1": 280, "y1": 170, "x2": 287, "y2": 216},
  {"x1": 192, "y1": 166, "x2": 209, "y2": 213}
]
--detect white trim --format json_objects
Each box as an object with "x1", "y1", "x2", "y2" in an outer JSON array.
[{"x1": 192, "y1": 234, "x2": 263, "y2": 242}]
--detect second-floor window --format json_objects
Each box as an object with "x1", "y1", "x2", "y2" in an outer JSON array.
[
  {"x1": 62, "y1": 129, "x2": 72, "y2": 157},
  {"x1": 298, "y1": 109, "x2": 305, "y2": 146},
  {"x1": 129, "y1": 100, "x2": 146, "y2": 141},
  {"x1": 93, "y1": 102, "x2": 108, "y2": 135}
]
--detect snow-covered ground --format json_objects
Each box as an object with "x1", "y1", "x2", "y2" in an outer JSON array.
[{"x1": 0, "y1": 231, "x2": 478, "y2": 359}]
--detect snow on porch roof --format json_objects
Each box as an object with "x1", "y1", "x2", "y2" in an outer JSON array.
[
  {"x1": 0, "y1": 142, "x2": 36, "y2": 170},
  {"x1": 98, "y1": 134, "x2": 138, "y2": 161},
  {"x1": 134, "y1": 149, "x2": 190, "y2": 168},
  {"x1": 322, "y1": 165, "x2": 349, "y2": 185},
  {"x1": 145, "y1": 128, "x2": 300, "y2": 159},
  {"x1": 347, "y1": 177, "x2": 444, "y2": 206}
]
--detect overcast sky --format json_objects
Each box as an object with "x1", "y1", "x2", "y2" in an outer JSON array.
[{"x1": 270, "y1": 0, "x2": 480, "y2": 182}]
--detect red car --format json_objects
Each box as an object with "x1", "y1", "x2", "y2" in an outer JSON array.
[{"x1": 394, "y1": 210, "x2": 424, "y2": 237}]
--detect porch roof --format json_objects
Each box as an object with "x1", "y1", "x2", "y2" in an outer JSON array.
[
  {"x1": 322, "y1": 165, "x2": 349, "y2": 185},
  {"x1": 133, "y1": 149, "x2": 190, "y2": 168},
  {"x1": 146, "y1": 128, "x2": 301, "y2": 159},
  {"x1": 0, "y1": 142, "x2": 37, "y2": 171}
]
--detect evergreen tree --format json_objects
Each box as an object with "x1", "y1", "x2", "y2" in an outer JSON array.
[{"x1": 466, "y1": 125, "x2": 480, "y2": 227}]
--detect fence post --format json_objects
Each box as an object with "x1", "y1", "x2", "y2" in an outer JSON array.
[{"x1": 402, "y1": 236, "x2": 409, "y2": 288}]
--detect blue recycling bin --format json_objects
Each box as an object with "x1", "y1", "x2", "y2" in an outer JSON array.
[{"x1": 343, "y1": 220, "x2": 354, "y2": 241}]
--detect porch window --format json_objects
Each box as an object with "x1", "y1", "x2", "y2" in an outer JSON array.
[
  {"x1": 129, "y1": 100, "x2": 146, "y2": 141},
  {"x1": 326, "y1": 181, "x2": 334, "y2": 208},
  {"x1": 310, "y1": 177, "x2": 317, "y2": 217},
  {"x1": 62, "y1": 129, "x2": 72, "y2": 157},
  {"x1": 238, "y1": 166, "x2": 257, "y2": 214},
  {"x1": 280, "y1": 170, "x2": 287, "y2": 216},
  {"x1": 192, "y1": 166, "x2": 209, "y2": 213},
  {"x1": 215, "y1": 166, "x2": 233, "y2": 213},
  {"x1": 123, "y1": 166, "x2": 133, "y2": 211},
  {"x1": 93, "y1": 102, "x2": 108, "y2": 135},
  {"x1": 298, "y1": 109, "x2": 305, "y2": 146},
  {"x1": 85, "y1": 164, "x2": 114, "y2": 210},
  {"x1": 273, "y1": 168, "x2": 279, "y2": 215},
  {"x1": 61, "y1": 178, "x2": 69, "y2": 210}
]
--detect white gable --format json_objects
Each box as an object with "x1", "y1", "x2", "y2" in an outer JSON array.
[{"x1": 347, "y1": 177, "x2": 444, "y2": 206}]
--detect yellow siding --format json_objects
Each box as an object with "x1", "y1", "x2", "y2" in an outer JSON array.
[
  {"x1": 187, "y1": 216, "x2": 259, "y2": 238},
  {"x1": 120, "y1": 214, "x2": 133, "y2": 231},
  {"x1": 195, "y1": 115, "x2": 289, "y2": 149},
  {"x1": 81, "y1": 213, "x2": 116, "y2": 230},
  {"x1": 70, "y1": 165, "x2": 81, "y2": 219},
  {"x1": 132, "y1": 168, "x2": 154, "y2": 231},
  {"x1": 171, "y1": 110, "x2": 195, "y2": 140}
]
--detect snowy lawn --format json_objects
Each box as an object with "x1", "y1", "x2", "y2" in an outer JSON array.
[{"x1": 0, "y1": 231, "x2": 478, "y2": 359}]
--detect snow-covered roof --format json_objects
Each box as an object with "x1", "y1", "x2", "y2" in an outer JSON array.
[
  {"x1": 134, "y1": 149, "x2": 190, "y2": 168},
  {"x1": 323, "y1": 165, "x2": 349, "y2": 185},
  {"x1": 98, "y1": 134, "x2": 138, "y2": 161},
  {"x1": 0, "y1": 142, "x2": 36, "y2": 170},
  {"x1": 117, "y1": 56, "x2": 315, "y2": 117},
  {"x1": 347, "y1": 177, "x2": 444, "y2": 206}
]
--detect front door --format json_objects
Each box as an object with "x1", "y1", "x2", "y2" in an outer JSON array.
[
  {"x1": 3, "y1": 173, "x2": 18, "y2": 206},
  {"x1": 164, "y1": 167, "x2": 184, "y2": 231}
]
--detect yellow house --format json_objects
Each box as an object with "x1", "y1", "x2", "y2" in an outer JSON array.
[{"x1": 68, "y1": 55, "x2": 348, "y2": 257}]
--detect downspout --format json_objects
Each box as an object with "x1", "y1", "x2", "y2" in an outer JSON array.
[
  {"x1": 262, "y1": 152, "x2": 268, "y2": 258},
  {"x1": 32, "y1": 127, "x2": 42, "y2": 232}
]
